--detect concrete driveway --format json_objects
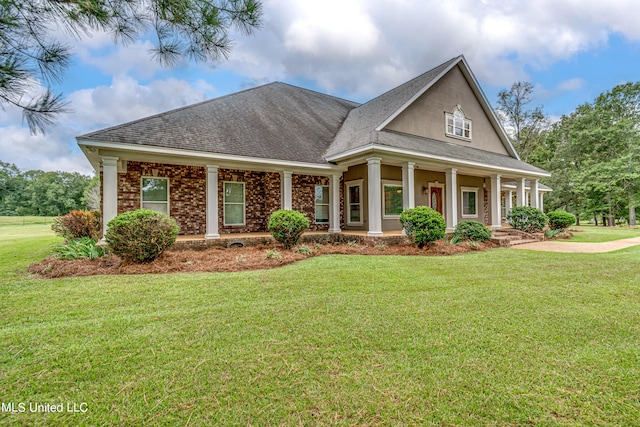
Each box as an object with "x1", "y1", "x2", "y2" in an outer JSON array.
[{"x1": 512, "y1": 236, "x2": 640, "y2": 253}]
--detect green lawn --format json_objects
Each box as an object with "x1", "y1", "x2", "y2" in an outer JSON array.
[
  {"x1": 1, "y1": 222, "x2": 639, "y2": 425},
  {"x1": 567, "y1": 224, "x2": 640, "y2": 243}
]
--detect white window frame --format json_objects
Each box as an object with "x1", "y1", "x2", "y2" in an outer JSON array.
[
  {"x1": 223, "y1": 181, "x2": 246, "y2": 226},
  {"x1": 461, "y1": 186, "x2": 479, "y2": 218},
  {"x1": 345, "y1": 179, "x2": 363, "y2": 226},
  {"x1": 141, "y1": 176, "x2": 170, "y2": 215},
  {"x1": 382, "y1": 180, "x2": 404, "y2": 219},
  {"x1": 445, "y1": 105, "x2": 472, "y2": 140},
  {"x1": 314, "y1": 184, "x2": 330, "y2": 224}
]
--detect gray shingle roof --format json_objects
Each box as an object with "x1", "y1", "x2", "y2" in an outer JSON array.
[
  {"x1": 325, "y1": 56, "x2": 459, "y2": 158},
  {"x1": 79, "y1": 82, "x2": 360, "y2": 164},
  {"x1": 376, "y1": 130, "x2": 548, "y2": 175}
]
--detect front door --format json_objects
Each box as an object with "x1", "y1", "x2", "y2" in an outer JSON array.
[{"x1": 430, "y1": 186, "x2": 444, "y2": 216}]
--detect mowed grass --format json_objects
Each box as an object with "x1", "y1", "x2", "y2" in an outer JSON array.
[
  {"x1": 567, "y1": 224, "x2": 640, "y2": 243},
  {"x1": 1, "y1": 222, "x2": 639, "y2": 425}
]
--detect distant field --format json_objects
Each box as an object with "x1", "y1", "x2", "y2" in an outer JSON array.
[
  {"x1": 0, "y1": 216, "x2": 54, "y2": 226},
  {"x1": 567, "y1": 224, "x2": 640, "y2": 243}
]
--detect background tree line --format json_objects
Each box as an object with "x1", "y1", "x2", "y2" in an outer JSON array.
[
  {"x1": 496, "y1": 81, "x2": 640, "y2": 226},
  {"x1": 0, "y1": 162, "x2": 99, "y2": 216}
]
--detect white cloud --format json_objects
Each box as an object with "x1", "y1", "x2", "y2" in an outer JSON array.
[{"x1": 557, "y1": 78, "x2": 586, "y2": 92}]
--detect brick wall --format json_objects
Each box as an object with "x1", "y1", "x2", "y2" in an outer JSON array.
[{"x1": 114, "y1": 162, "x2": 342, "y2": 236}]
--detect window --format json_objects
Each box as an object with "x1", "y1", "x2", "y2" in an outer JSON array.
[
  {"x1": 315, "y1": 185, "x2": 329, "y2": 223},
  {"x1": 383, "y1": 183, "x2": 403, "y2": 218},
  {"x1": 445, "y1": 106, "x2": 471, "y2": 139},
  {"x1": 224, "y1": 182, "x2": 245, "y2": 226},
  {"x1": 141, "y1": 177, "x2": 169, "y2": 215},
  {"x1": 346, "y1": 180, "x2": 362, "y2": 225},
  {"x1": 461, "y1": 187, "x2": 478, "y2": 218}
]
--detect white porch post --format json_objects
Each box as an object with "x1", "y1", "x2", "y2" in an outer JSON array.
[
  {"x1": 282, "y1": 171, "x2": 292, "y2": 210},
  {"x1": 531, "y1": 179, "x2": 540, "y2": 209},
  {"x1": 329, "y1": 173, "x2": 341, "y2": 233},
  {"x1": 539, "y1": 192, "x2": 545, "y2": 212},
  {"x1": 506, "y1": 190, "x2": 513, "y2": 213},
  {"x1": 445, "y1": 168, "x2": 458, "y2": 231},
  {"x1": 402, "y1": 162, "x2": 415, "y2": 210},
  {"x1": 490, "y1": 174, "x2": 502, "y2": 228},
  {"x1": 101, "y1": 156, "x2": 119, "y2": 238},
  {"x1": 367, "y1": 157, "x2": 383, "y2": 236},
  {"x1": 205, "y1": 165, "x2": 220, "y2": 239},
  {"x1": 516, "y1": 177, "x2": 526, "y2": 207}
]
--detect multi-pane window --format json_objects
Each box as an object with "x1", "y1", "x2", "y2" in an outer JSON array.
[
  {"x1": 461, "y1": 187, "x2": 478, "y2": 217},
  {"x1": 141, "y1": 177, "x2": 169, "y2": 215},
  {"x1": 224, "y1": 182, "x2": 245, "y2": 225},
  {"x1": 346, "y1": 181, "x2": 362, "y2": 225},
  {"x1": 383, "y1": 184, "x2": 403, "y2": 217},
  {"x1": 446, "y1": 106, "x2": 472, "y2": 139},
  {"x1": 315, "y1": 185, "x2": 329, "y2": 223}
]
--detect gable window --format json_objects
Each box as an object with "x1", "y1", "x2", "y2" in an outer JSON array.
[
  {"x1": 346, "y1": 180, "x2": 363, "y2": 225},
  {"x1": 315, "y1": 185, "x2": 329, "y2": 223},
  {"x1": 461, "y1": 187, "x2": 478, "y2": 218},
  {"x1": 224, "y1": 182, "x2": 245, "y2": 226},
  {"x1": 141, "y1": 177, "x2": 169, "y2": 215},
  {"x1": 446, "y1": 106, "x2": 472, "y2": 140},
  {"x1": 383, "y1": 182, "x2": 404, "y2": 218}
]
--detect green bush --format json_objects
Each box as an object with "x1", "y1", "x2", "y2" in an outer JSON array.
[
  {"x1": 52, "y1": 210, "x2": 101, "y2": 240},
  {"x1": 52, "y1": 237, "x2": 105, "y2": 260},
  {"x1": 268, "y1": 210, "x2": 309, "y2": 249},
  {"x1": 399, "y1": 206, "x2": 446, "y2": 248},
  {"x1": 105, "y1": 209, "x2": 179, "y2": 263},
  {"x1": 506, "y1": 206, "x2": 547, "y2": 233},
  {"x1": 547, "y1": 211, "x2": 576, "y2": 230},
  {"x1": 453, "y1": 220, "x2": 492, "y2": 242}
]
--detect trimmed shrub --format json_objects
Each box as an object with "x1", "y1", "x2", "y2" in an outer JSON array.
[
  {"x1": 453, "y1": 220, "x2": 492, "y2": 242},
  {"x1": 105, "y1": 209, "x2": 179, "y2": 263},
  {"x1": 506, "y1": 206, "x2": 547, "y2": 233},
  {"x1": 52, "y1": 237, "x2": 105, "y2": 260},
  {"x1": 399, "y1": 206, "x2": 446, "y2": 248},
  {"x1": 268, "y1": 210, "x2": 309, "y2": 249},
  {"x1": 547, "y1": 211, "x2": 576, "y2": 230},
  {"x1": 52, "y1": 210, "x2": 101, "y2": 240}
]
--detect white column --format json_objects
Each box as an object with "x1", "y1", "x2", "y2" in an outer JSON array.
[
  {"x1": 402, "y1": 162, "x2": 415, "y2": 210},
  {"x1": 101, "y1": 156, "x2": 119, "y2": 238},
  {"x1": 539, "y1": 192, "x2": 544, "y2": 212},
  {"x1": 367, "y1": 157, "x2": 383, "y2": 236},
  {"x1": 445, "y1": 168, "x2": 458, "y2": 231},
  {"x1": 516, "y1": 177, "x2": 526, "y2": 207},
  {"x1": 506, "y1": 190, "x2": 513, "y2": 214},
  {"x1": 329, "y1": 174, "x2": 341, "y2": 233},
  {"x1": 490, "y1": 174, "x2": 502, "y2": 229},
  {"x1": 205, "y1": 165, "x2": 220, "y2": 239},
  {"x1": 531, "y1": 179, "x2": 540, "y2": 209},
  {"x1": 282, "y1": 171, "x2": 292, "y2": 210}
]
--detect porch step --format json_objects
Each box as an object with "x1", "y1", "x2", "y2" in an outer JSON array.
[{"x1": 491, "y1": 229, "x2": 542, "y2": 247}]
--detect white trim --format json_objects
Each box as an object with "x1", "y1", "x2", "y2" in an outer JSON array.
[
  {"x1": 78, "y1": 139, "x2": 340, "y2": 172},
  {"x1": 427, "y1": 182, "x2": 445, "y2": 218},
  {"x1": 382, "y1": 180, "x2": 404, "y2": 219},
  {"x1": 141, "y1": 176, "x2": 170, "y2": 215},
  {"x1": 376, "y1": 56, "x2": 462, "y2": 131},
  {"x1": 314, "y1": 184, "x2": 330, "y2": 224},
  {"x1": 223, "y1": 181, "x2": 245, "y2": 226},
  {"x1": 461, "y1": 186, "x2": 479, "y2": 218},
  {"x1": 345, "y1": 179, "x2": 364, "y2": 226},
  {"x1": 325, "y1": 144, "x2": 550, "y2": 178}
]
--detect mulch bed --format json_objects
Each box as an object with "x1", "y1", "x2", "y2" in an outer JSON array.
[{"x1": 28, "y1": 240, "x2": 496, "y2": 279}]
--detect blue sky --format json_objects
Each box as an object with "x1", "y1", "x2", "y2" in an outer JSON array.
[{"x1": 3, "y1": 0, "x2": 640, "y2": 175}]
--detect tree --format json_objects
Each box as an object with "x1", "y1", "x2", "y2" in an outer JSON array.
[
  {"x1": 1, "y1": 0, "x2": 262, "y2": 134},
  {"x1": 496, "y1": 82, "x2": 549, "y2": 162}
]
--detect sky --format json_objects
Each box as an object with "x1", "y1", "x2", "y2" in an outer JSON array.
[{"x1": 3, "y1": 0, "x2": 640, "y2": 176}]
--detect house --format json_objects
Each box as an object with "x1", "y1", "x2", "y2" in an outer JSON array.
[{"x1": 77, "y1": 55, "x2": 551, "y2": 239}]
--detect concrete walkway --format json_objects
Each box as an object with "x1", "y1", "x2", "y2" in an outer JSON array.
[{"x1": 512, "y1": 236, "x2": 640, "y2": 253}]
